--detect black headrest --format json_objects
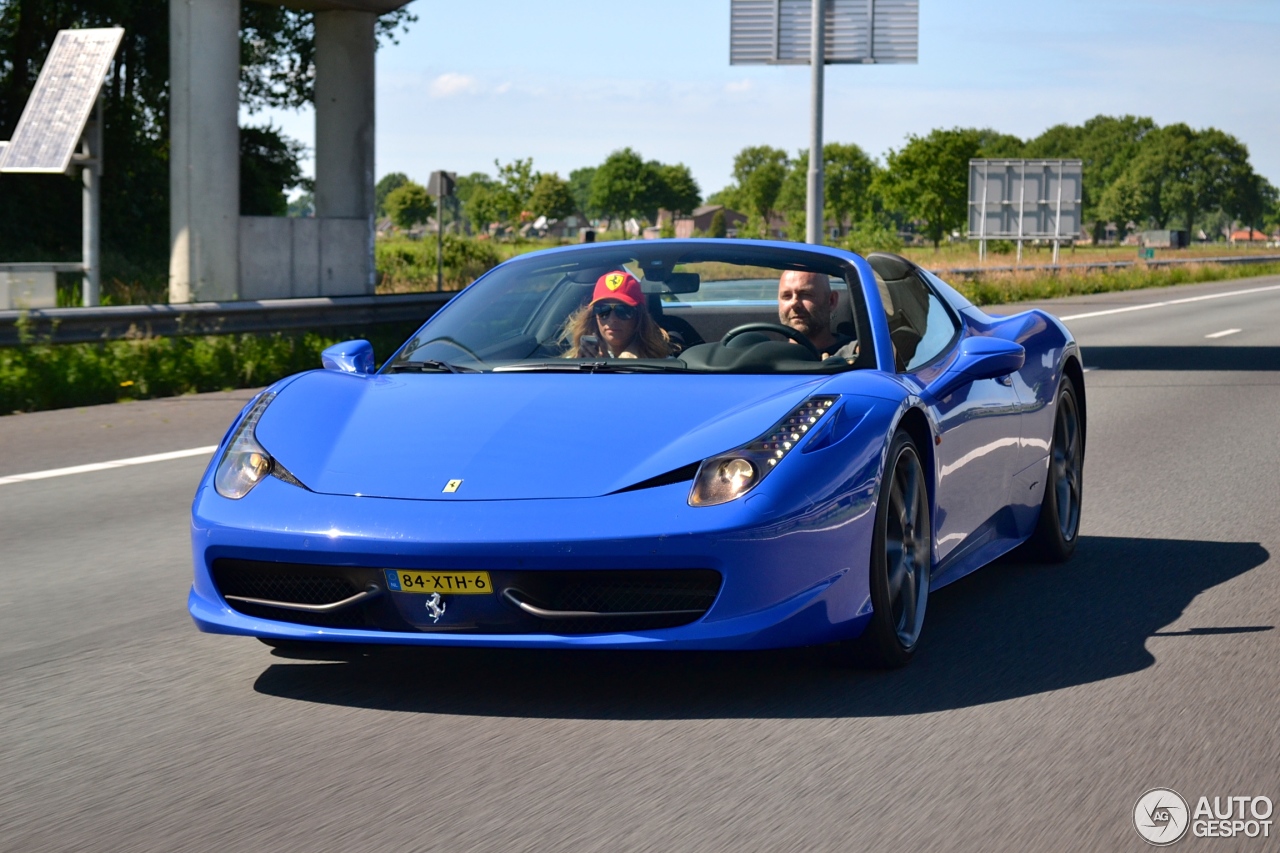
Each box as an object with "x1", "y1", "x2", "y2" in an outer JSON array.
[{"x1": 866, "y1": 252, "x2": 915, "y2": 282}]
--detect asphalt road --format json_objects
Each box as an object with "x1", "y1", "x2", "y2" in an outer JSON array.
[{"x1": 2, "y1": 275, "x2": 1278, "y2": 852}]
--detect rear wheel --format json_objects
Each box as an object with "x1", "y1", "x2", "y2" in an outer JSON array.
[
  {"x1": 1023, "y1": 376, "x2": 1084, "y2": 562},
  {"x1": 836, "y1": 430, "x2": 931, "y2": 669}
]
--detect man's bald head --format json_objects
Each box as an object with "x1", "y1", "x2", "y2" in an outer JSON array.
[{"x1": 778, "y1": 270, "x2": 837, "y2": 349}]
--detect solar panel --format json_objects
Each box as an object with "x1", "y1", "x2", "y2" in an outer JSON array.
[
  {"x1": 730, "y1": 0, "x2": 917, "y2": 65},
  {"x1": 0, "y1": 28, "x2": 123, "y2": 173}
]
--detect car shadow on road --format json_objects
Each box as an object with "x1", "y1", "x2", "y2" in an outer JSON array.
[
  {"x1": 1084, "y1": 346, "x2": 1280, "y2": 371},
  {"x1": 252, "y1": 536, "x2": 1270, "y2": 719}
]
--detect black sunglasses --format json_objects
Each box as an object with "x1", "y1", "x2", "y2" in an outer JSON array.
[{"x1": 593, "y1": 302, "x2": 637, "y2": 321}]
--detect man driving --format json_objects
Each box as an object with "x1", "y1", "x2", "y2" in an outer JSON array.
[{"x1": 777, "y1": 270, "x2": 857, "y2": 360}]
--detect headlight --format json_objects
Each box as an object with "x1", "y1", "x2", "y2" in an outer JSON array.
[
  {"x1": 214, "y1": 393, "x2": 277, "y2": 499},
  {"x1": 689, "y1": 395, "x2": 838, "y2": 506}
]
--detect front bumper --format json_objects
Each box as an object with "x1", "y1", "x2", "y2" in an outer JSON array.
[{"x1": 189, "y1": 453, "x2": 881, "y2": 651}]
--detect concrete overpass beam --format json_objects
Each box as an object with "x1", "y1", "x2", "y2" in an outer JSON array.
[
  {"x1": 169, "y1": 0, "x2": 240, "y2": 303},
  {"x1": 314, "y1": 10, "x2": 377, "y2": 294}
]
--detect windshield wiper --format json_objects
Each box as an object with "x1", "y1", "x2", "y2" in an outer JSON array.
[
  {"x1": 384, "y1": 359, "x2": 479, "y2": 374},
  {"x1": 493, "y1": 361, "x2": 686, "y2": 374}
]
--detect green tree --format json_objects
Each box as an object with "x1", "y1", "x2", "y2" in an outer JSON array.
[
  {"x1": 708, "y1": 208, "x2": 727, "y2": 238},
  {"x1": 653, "y1": 162, "x2": 701, "y2": 216},
  {"x1": 1098, "y1": 124, "x2": 1254, "y2": 235},
  {"x1": 453, "y1": 172, "x2": 498, "y2": 233},
  {"x1": 731, "y1": 145, "x2": 790, "y2": 230},
  {"x1": 974, "y1": 128, "x2": 1025, "y2": 158},
  {"x1": 529, "y1": 172, "x2": 577, "y2": 221},
  {"x1": 879, "y1": 128, "x2": 982, "y2": 249},
  {"x1": 589, "y1": 148, "x2": 663, "y2": 230},
  {"x1": 240, "y1": 124, "x2": 307, "y2": 216},
  {"x1": 568, "y1": 167, "x2": 599, "y2": 219},
  {"x1": 495, "y1": 157, "x2": 538, "y2": 223},
  {"x1": 464, "y1": 184, "x2": 505, "y2": 233},
  {"x1": 375, "y1": 172, "x2": 409, "y2": 218},
  {"x1": 1026, "y1": 115, "x2": 1156, "y2": 240},
  {"x1": 778, "y1": 143, "x2": 879, "y2": 239},
  {"x1": 385, "y1": 181, "x2": 435, "y2": 230}
]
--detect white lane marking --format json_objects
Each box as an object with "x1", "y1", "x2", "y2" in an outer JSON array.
[
  {"x1": 0, "y1": 446, "x2": 218, "y2": 486},
  {"x1": 1058, "y1": 283, "x2": 1280, "y2": 321},
  {"x1": 1205, "y1": 328, "x2": 1242, "y2": 339}
]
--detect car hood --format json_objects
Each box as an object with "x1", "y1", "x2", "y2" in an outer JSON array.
[{"x1": 254, "y1": 371, "x2": 836, "y2": 501}]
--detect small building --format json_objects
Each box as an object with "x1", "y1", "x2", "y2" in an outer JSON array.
[
  {"x1": 1229, "y1": 228, "x2": 1270, "y2": 244},
  {"x1": 1140, "y1": 230, "x2": 1189, "y2": 249},
  {"x1": 674, "y1": 205, "x2": 748, "y2": 238}
]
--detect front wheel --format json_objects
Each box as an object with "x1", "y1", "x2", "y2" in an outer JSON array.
[
  {"x1": 1022, "y1": 375, "x2": 1083, "y2": 562},
  {"x1": 836, "y1": 430, "x2": 931, "y2": 669}
]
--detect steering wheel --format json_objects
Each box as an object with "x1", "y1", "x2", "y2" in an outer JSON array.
[{"x1": 721, "y1": 323, "x2": 822, "y2": 361}]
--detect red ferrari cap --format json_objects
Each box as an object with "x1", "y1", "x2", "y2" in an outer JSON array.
[{"x1": 591, "y1": 270, "x2": 644, "y2": 307}]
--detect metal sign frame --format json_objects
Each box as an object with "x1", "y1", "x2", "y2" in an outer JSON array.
[
  {"x1": 730, "y1": 0, "x2": 918, "y2": 66},
  {"x1": 0, "y1": 27, "x2": 123, "y2": 307},
  {"x1": 968, "y1": 158, "x2": 1083, "y2": 263},
  {"x1": 0, "y1": 28, "x2": 123, "y2": 174},
  {"x1": 729, "y1": 1, "x2": 917, "y2": 245}
]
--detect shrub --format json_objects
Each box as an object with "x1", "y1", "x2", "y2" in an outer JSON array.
[{"x1": 844, "y1": 220, "x2": 905, "y2": 255}]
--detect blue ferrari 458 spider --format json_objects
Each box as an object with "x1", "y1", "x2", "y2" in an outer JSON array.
[{"x1": 188, "y1": 240, "x2": 1085, "y2": 668}]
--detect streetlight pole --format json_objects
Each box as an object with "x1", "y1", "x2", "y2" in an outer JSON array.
[{"x1": 805, "y1": 0, "x2": 826, "y2": 245}]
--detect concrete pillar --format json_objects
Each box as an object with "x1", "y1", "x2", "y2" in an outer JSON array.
[
  {"x1": 169, "y1": 0, "x2": 240, "y2": 303},
  {"x1": 314, "y1": 10, "x2": 377, "y2": 294}
]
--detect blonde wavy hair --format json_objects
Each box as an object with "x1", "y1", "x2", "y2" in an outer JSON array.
[{"x1": 559, "y1": 300, "x2": 672, "y2": 358}]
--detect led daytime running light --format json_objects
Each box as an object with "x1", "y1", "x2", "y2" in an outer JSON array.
[{"x1": 689, "y1": 395, "x2": 839, "y2": 506}]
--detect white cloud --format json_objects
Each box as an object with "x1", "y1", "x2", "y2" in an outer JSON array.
[
  {"x1": 429, "y1": 73, "x2": 481, "y2": 98},
  {"x1": 725, "y1": 79, "x2": 752, "y2": 94}
]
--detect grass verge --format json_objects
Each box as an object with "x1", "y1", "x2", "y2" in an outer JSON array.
[
  {"x1": 953, "y1": 261, "x2": 1280, "y2": 307},
  {"x1": 0, "y1": 322, "x2": 418, "y2": 415}
]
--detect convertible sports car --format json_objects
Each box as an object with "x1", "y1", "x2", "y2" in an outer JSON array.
[{"x1": 188, "y1": 239, "x2": 1085, "y2": 668}]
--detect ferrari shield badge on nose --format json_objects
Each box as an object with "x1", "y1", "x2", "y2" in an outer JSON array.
[
  {"x1": 425, "y1": 593, "x2": 445, "y2": 623},
  {"x1": 443, "y1": 479, "x2": 462, "y2": 493}
]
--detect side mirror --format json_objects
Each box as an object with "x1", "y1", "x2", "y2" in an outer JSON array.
[
  {"x1": 925, "y1": 336, "x2": 1024, "y2": 401},
  {"x1": 321, "y1": 339, "x2": 375, "y2": 375}
]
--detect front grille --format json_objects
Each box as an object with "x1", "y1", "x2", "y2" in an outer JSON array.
[
  {"x1": 554, "y1": 578, "x2": 719, "y2": 613},
  {"x1": 211, "y1": 559, "x2": 392, "y2": 630},
  {"x1": 216, "y1": 572, "x2": 359, "y2": 606},
  {"x1": 210, "y1": 560, "x2": 721, "y2": 635}
]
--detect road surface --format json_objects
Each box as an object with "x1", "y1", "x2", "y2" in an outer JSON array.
[{"x1": 1, "y1": 276, "x2": 1277, "y2": 851}]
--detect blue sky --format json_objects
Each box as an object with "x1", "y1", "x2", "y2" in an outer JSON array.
[{"x1": 248, "y1": 0, "x2": 1280, "y2": 197}]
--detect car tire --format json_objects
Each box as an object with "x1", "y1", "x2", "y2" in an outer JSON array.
[
  {"x1": 1021, "y1": 375, "x2": 1084, "y2": 563},
  {"x1": 836, "y1": 429, "x2": 931, "y2": 669}
]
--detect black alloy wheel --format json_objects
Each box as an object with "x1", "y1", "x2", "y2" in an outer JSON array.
[
  {"x1": 837, "y1": 429, "x2": 931, "y2": 669},
  {"x1": 1023, "y1": 375, "x2": 1084, "y2": 562}
]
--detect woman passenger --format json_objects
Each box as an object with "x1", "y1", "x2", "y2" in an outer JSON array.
[{"x1": 560, "y1": 270, "x2": 672, "y2": 359}]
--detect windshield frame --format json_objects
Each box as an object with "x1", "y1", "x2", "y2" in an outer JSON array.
[{"x1": 381, "y1": 239, "x2": 887, "y2": 375}]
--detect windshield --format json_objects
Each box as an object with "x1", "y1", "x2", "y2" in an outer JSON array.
[{"x1": 384, "y1": 242, "x2": 873, "y2": 375}]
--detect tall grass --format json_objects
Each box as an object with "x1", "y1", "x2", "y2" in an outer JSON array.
[
  {"x1": 0, "y1": 322, "x2": 418, "y2": 414},
  {"x1": 954, "y1": 261, "x2": 1280, "y2": 306}
]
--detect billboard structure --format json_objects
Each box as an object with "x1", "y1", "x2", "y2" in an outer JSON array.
[
  {"x1": 969, "y1": 159, "x2": 1082, "y2": 263},
  {"x1": 730, "y1": 0, "x2": 918, "y2": 244},
  {"x1": 0, "y1": 27, "x2": 124, "y2": 306}
]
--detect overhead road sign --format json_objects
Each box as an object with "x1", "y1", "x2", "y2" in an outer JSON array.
[
  {"x1": 730, "y1": 0, "x2": 918, "y2": 65},
  {"x1": 968, "y1": 159, "x2": 1082, "y2": 264},
  {"x1": 0, "y1": 27, "x2": 123, "y2": 174},
  {"x1": 729, "y1": 1, "x2": 918, "y2": 245}
]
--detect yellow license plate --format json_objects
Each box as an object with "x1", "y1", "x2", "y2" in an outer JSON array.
[{"x1": 386, "y1": 570, "x2": 493, "y2": 595}]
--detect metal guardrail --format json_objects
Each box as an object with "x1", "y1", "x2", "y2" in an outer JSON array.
[
  {"x1": 2, "y1": 252, "x2": 1279, "y2": 347},
  {"x1": 0, "y1": 291, "x2": 454, "y2": 346},
  {"x1": 933, "y1": 252, "x2": 1280, "y2": 278}
]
